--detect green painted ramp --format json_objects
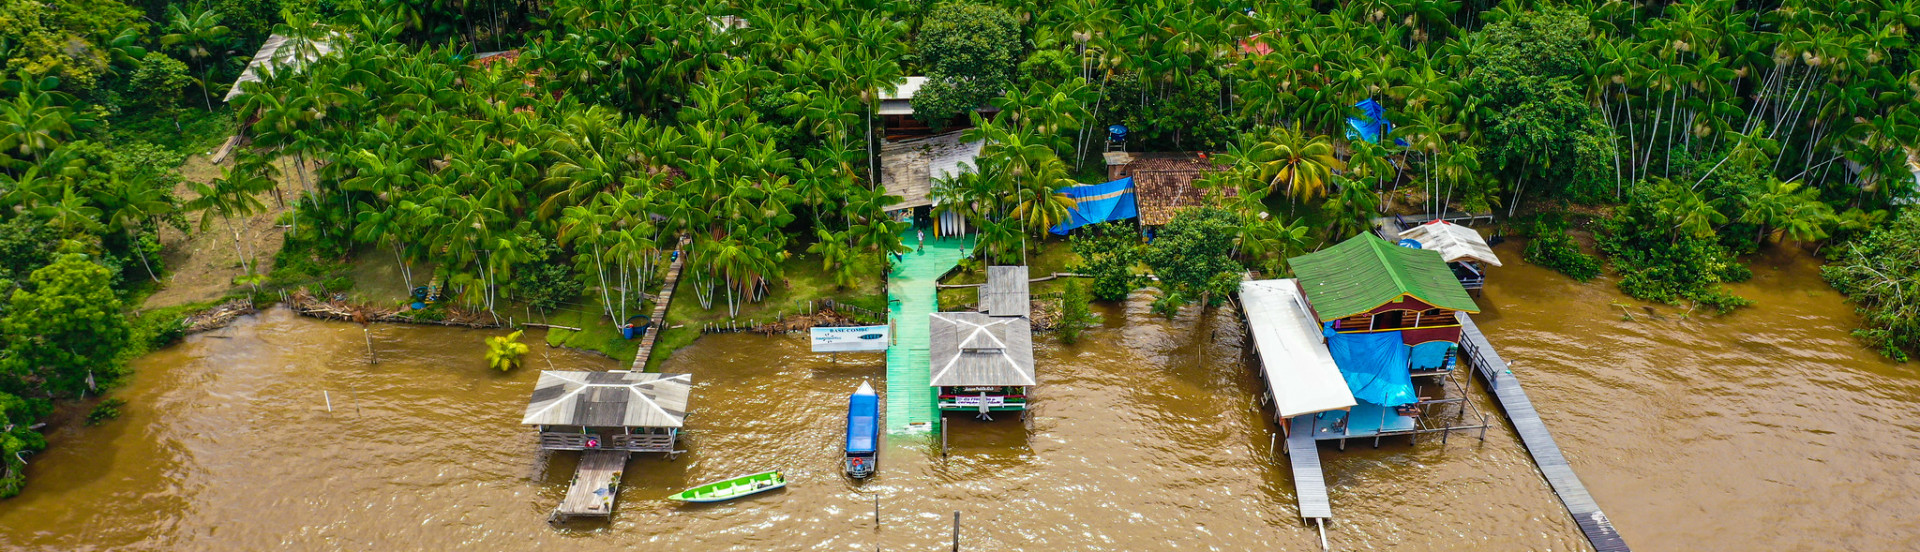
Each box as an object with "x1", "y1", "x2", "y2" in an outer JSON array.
[{"x1": 884, "y1": 231, "x2": 973, "y2": 433}]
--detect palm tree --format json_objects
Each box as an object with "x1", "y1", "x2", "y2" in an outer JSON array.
[
  {"x1": 1240, "y1": 123, "x2": 1344, "y2": 208},
  {"x1": 160, "y1": 5, "x2": 231, "y2": 110}
]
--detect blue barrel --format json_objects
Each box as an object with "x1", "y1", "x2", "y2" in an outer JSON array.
[{"x1": 1108, "y1": 125, "x2": 1128, "y2": 141}]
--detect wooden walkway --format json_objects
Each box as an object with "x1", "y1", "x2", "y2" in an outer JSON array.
[
  {"x1": 1456, "y1": 313, "x2": 1630, "y2": 552},
  {"x1": 1286, "y1": 416, "x2": 1333, "y2": 521},
  {"x1": 553, "y1": 450, "x2": 629, "y2": 522},
  {"x1": 630, "y1": 236, "x2": 691, "y2": 371}
]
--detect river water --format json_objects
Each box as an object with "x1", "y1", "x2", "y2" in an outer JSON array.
[{"x1": 0, "y1": 243, "x2": 1914, "y2": 551}]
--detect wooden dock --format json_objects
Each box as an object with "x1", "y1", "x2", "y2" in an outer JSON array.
[
  {"x1": 1457, "y1": 313, "x2": 1630, "y2": 552},
  {"x1": 1286, "y1": 416, "x2": 1333, "y2": 522},
  {"x1": 552, "y1": 450, "x2": 629, "y2": 522},
  {"x1": 630, "y1": 236, "x2": 691, "y2": 371}
]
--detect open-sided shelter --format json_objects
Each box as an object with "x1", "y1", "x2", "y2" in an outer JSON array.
[
  {"x1": 1396, "y1": 220, "x2": 1501, "y2": 294},
  {"x1": 522, "y1": 370, "x2": 690, "y2": 453},
  {"x1": 929, "y1": 312, "x2": 1034, "y2": 414},
  {"x1": 1240, "y1": 279, "x2": 1357, "y2": 431}
]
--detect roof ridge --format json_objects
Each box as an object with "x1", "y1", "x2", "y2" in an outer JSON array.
[{"x1": 1365, "y1": 234, "x2": 1414, "y2": 301}]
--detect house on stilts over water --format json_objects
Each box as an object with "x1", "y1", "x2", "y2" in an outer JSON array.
[
  {"x1": 931, "y1": 266, "x2": 1034, "y2": 421},
  {"x1": 522, "y1": 370, "x2": 691, "y2": 522},
  {"x1": 1282, "y1": 232, "x2": 1493, "y2": 448},
  {"x1": 1239, "y1": 234, "x2": 1496, "y2": 530}
]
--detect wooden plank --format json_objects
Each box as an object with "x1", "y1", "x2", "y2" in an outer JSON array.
[
  {"x1": 1287, "y1": 416, "x2": 1333, "y2": 519},
  {"x1": 1457, "y1": 312, "x2": 1632, "y2": 551},
  {"x1": 554, "y1": 450, "x2": 630, "y2": 520}
]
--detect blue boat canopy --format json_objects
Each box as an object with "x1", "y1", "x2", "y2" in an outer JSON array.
[
  {"x1": 1049, "y1": 177, "x2": 1139, "y2": 235},
  {"x1": 846, "y1": 384, "x2": 878, "y2": 454}
]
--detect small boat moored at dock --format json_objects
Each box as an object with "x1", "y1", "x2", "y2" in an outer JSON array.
[
  {"x1": 668, "y1": 471, "x2": 786, "y2": 503},
  {"x1": 845, "y1": 381, "x2": 880, "y2": 478}
]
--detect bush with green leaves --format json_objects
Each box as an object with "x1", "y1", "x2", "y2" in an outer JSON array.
[
  {"x1": 1597, "y1": 186, "x2": 1751, "y2": 312},
  {"x1": 0, "y1": 249, "x2": 131, "y2": 397},
  {"x1": 1056, "y1": 278, "x2": 1092, "y2": 344},
  {"x1": 511, "y1": 237, "x2": 585, "y2": 313},
  {"x1": 1067, "y1": 222, "x2": 1140, "y2": 302},
  {"x1": 0, "y1": 390, "x2": 50, "y2": 498},
  {"x1": 485, "y1": 330, "x2": 529, "y2": 371},
  {"x1": 86, "y1": 397, "x2": 127, "y2": 425},
  {"x1": 1523, "y1": 214, "x2": 1601, "y2": 281},
  {"x1": 123, "y1": 52, "x2": 192, "y2": 111},
  {"x1": 1142, "y1": 207, "x2": 1243, "y2": 316},
  {"x1": 1822, "y1": 208, "x2": 1920, "y2": 361}
]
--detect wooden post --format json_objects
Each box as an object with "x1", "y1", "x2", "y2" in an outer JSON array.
[
  {"x1": 323, "y1": 390, "x2": 332, "y2": 413},
  {"x1": 941, "y1": 422, "x2": 949, "y2": 457},
  {"x1": 1270, "y1": 433, "x2": 1278, "y2": 461},
  {"x1": 1316, "y1": 518, "x2": 1328, "y2": 552},
  {"x1": 951, "y1": 511, "x2": 960, "y2": 551},
  {"x1": 364, "y1": 327, "x2": 377, "y2": 364}
]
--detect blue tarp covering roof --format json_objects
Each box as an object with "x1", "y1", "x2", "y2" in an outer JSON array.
[
  {"x1": 1049, "y1": 177, "x2": 1139, "y2": 235},
  {"x1": 1346, "y1": 98, "x2": 1408, "y2": 147},
  {"x1": 1323, "y1": 324, "x2": 1416, "y2": 407},
  {"x1": 846, "y1": 387, "x2": 878, "y2": 454}
]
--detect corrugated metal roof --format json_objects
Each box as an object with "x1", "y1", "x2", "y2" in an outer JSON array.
[
  {"x1": 521, "y1": 371, "x2": 691, "y2": 428},
  {"x1": 981, "y1": 265, "x2": 1030, "y2": 317},
  {"x1": 1239, "y1": 279, "x2": 1356, "y2": 418},
  {"x1": 225, "y1": 33, "x2": 338, "y2": 102},
  {"x1": 1288, "y1": 233, "x2": 1480, "y2": 320},
  {"x1": 929, "y1": 312, "x2": 1035, "y2": 386},
  {"x1": 1398, "y1": 220, "x2": 1502, "y2": 266},
  {"x1": 879, "y1": 131, "x2": 981, "y2": 210}
]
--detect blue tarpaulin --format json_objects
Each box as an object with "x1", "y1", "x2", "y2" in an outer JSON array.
[
  {"x1": 1409, "y1": 341, "x2": 1453, "y2": 371},
  {"x1": 1323, "y1": 324, "x2": 1416, "y2": 407},
  {"x1": 1346, "y1": 98, "x2": 1408, "y2": 146},
  {"x1": 846, "y1": 389, "x2": 878, "y2": 454},
  {"x1": 1049, "y1": 177, "x2": 1138, "y2": 235}
]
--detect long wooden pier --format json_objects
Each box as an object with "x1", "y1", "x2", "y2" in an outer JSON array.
[
  {"x1": 553, "y1": 450, "x2": 629, "y2": 522},
  {"x1": 630, "y1": 236, "x2": 691, "y2": 371},
  {"x1": 1456, "y1": 312, "x2": 1630, "y2": 552},
  {"x1": 1286, "y1": 416, "x2": 1332, "y2": 522}
]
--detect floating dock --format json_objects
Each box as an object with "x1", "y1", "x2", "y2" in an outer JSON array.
[
  {"x1": 1457, "y1": 313, "x2": 1630, "y2": 552},
  {"x1": 554, "y1": 450, "x2": 628, "y2": 522}
]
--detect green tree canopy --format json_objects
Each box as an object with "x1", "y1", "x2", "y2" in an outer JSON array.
[
  {"x1": 910, "y1": 1, "x2": 1019, "y2": 127},
  {"x1": 0, "y1": 248, "x2": 130, "y2": 397}
]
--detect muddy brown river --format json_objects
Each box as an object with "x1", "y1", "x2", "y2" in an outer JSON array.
[{"x1": 1, "y1": 243, "x2": 1915, "y2": 551}]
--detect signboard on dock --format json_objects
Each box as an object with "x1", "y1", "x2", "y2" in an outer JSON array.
[
  {"x1": 952, "y1": 395, "x2": 1005, "y2": 407},
  {"x1": 811, "y1": 325, "x2": 890, "y2": 352}
]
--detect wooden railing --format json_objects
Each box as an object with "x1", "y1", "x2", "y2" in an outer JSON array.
[{"x1": 539, "y1": 432, "x2": 676, "y2": 452}]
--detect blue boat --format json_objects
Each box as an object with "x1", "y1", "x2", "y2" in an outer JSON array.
[{"x1": 844, "y1": 381, "x2": 879, "y2": 479}]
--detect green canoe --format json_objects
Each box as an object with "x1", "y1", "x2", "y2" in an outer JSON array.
[{"x1": 668, "y1": 471, "x2": 786, "y2": 503}]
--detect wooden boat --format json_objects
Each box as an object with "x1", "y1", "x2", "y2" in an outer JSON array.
[
  {"x1": 844, "y1": 381, "x2": 879, "y2": 479},
  {"x1": 668, "y1": 471, "x2": 786, "y2": 503}
]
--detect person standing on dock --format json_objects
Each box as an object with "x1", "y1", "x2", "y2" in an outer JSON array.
[{"x1": 917, "y1": 229, "x2": 925, "y2": 252}]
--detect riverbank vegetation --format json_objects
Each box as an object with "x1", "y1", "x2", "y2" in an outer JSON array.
[{"x1": 9, "y1": 0, "x2": 1920, "y2": 499}]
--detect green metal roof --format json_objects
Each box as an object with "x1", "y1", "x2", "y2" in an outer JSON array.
[{"x1": 1287, "y1": 233, "x2": 1480, "y2": 321}]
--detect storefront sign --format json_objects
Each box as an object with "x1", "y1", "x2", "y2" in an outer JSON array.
[
  {"x1": 951, "y1": 395, "x2": 1006, "y2": 407},
  {"x1": 810, "y1": 325, "x2": 890, "y2": 352}
]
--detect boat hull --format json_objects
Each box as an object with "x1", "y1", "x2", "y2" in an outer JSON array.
[{"x1": 668, "y1": 471, "x2": 786, "y2": 503}]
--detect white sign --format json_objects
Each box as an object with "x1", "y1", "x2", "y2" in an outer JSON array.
[
  {"x1": 810, "y1": 325, "x2": 890, "y2": 353},
  {"x1": 951, "y1": 395, "x2": 1006, "y2": 407}
]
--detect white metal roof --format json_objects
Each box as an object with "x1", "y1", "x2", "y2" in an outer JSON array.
[
  {"x1": 1239, "y1": 279, "x2": 1356, "y2": 419},
  {"x1": 929, "y1": 312, "x2": 1035, "y2": 387},
  {"x1": 876, "y1": 76, "x2": 928, "y2": 115},
  {"x1": 1398, "y1": 220, "x2": 1502, "y2": 267},
  {"x1": 521, "y1": 371, "x2": 691, "y2": 428},
  {"x1": 224, "y1": 33, "x2": 339, "y2": 102}
]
